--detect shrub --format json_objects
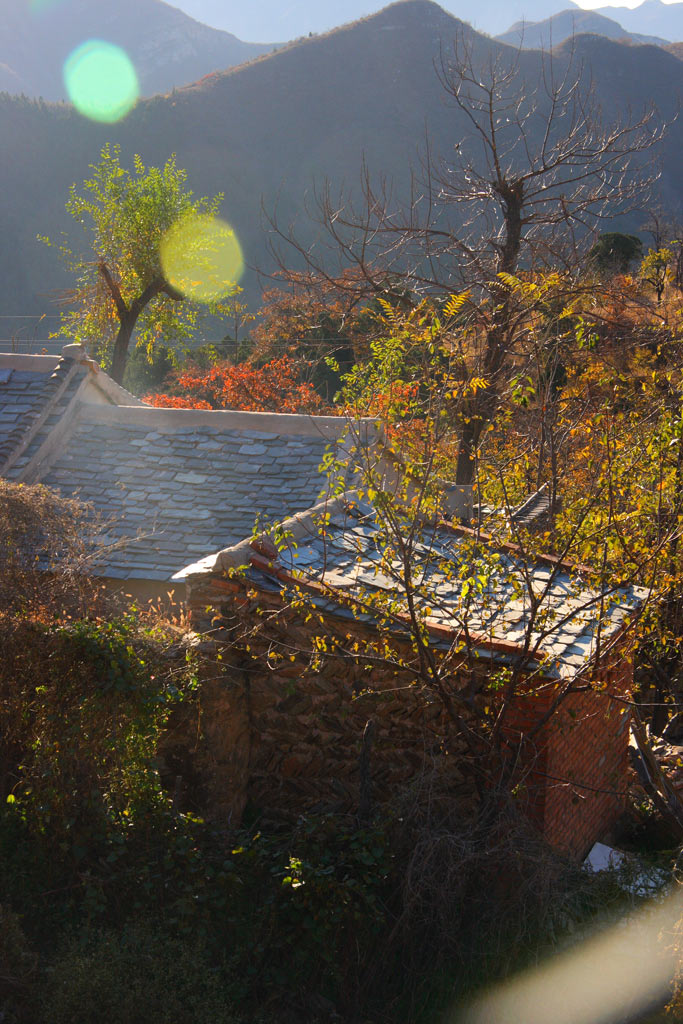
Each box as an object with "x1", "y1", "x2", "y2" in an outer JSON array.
[
  {"x1": 39, "y1": 924, "x2": 242, "y2": 1024},
  {"x1": 0, "y1": 904, "x2": 37, "y2": 1024},
  {"x1": 0, "y1": 480, "x2": 101, "y2": 617},
  {"x1": 0, "y1": 614, "x2": 198, "y2": 858},
  {"x1": 223, "y1": 815, "x2": 391, "y2": 1015},
  {"x1": 144, "y1": 355, "x2": 325, "y2": 413},
  {"x1": 122, "y1": 342, "x2": 176, "y2": 396}
]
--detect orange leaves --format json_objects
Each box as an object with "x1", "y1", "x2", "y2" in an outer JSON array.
[
  {"x1": 144, "y1": 355, "x2": 326, "y2": 414},
  {"x1": 143, "y1": 393, "x2": 212, "y2": 410}
]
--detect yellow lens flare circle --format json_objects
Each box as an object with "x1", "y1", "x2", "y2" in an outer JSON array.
[
  {"x1": 63, "y1": 40, "x2": 139, "y2": 124},
  {"x1": 160, "y1": 215, "x2": 244, "y2": 304}
]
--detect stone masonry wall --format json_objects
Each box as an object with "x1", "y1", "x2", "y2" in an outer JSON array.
[
  {"x1": 187, "y1": 570, "x2": 634, "y2": 856},
  {"x1": 187, "y1": 573, "x2": 477, "y2": 821}
]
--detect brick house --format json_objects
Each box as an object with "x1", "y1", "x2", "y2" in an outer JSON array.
[{"x1": 176, "y1": 494, "x2": 646, "y2": 858}]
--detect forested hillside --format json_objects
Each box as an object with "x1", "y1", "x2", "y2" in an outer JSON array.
[
  {"x1": 0, "y1": 0, "x2": 276, "y2": 101},
  {"x1": 1, "y1": 0, "x2": 682, "y2": 322}
]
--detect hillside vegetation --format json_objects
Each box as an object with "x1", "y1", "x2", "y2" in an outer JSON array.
[
  {"x1": 0, "y1": 0, "x2": 276, "y2": 100},
  {"x1": 2, "y1": 0, "x2": 682, "y2": 323}
]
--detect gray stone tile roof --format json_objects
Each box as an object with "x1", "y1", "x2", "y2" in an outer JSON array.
[
  {"x1": 0, "y1": 347, "x2": 142, "y2": 483},
  {"x1": 39, "y1": 406, "x2": 377, "y2": 582},
  {"x1": 509, "y1": 483, "x2": 552, "y2": 529},
  {"x1": 0, "y1": 366, "x2": 60, "y2": 468},
  {"x1": 181, "y1": 495, "x2": 647, "y2": 680},
  {"x1": 4, "y1": 362, "x2": 90, "y2": 482}
]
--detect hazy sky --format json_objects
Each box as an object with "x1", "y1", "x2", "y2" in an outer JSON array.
[
  {"x1": 172, "y1": 0, "x2": 681, "y2": 41},
  {"x1": 576, "y1": 0, "x2": 667, "y2": 5}
]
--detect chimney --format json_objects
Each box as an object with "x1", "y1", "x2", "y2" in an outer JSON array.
[
  {"x1": 441, "y1": 482, "x2": 473, "y2": 522},
  {"x1": 61, "y1": 343, "x2": 87, "y2": 362}
]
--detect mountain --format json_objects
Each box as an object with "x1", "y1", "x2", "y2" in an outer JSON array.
[
  {"x1": 497, "y1": 8, "x2": 667, "y2": 48},
  {"x1": 1, "y1": 0, "x2": 681, "y2": 326},
  {"x1": 174, "y1": 0, "x2": 577, "y2": 41},
  {"x1": 173, "y1": 1, "x2": 380, "y2": 42},
  {"x1": 0, "y1": 0, "x2": 278, "y2": 101},
  {"x1": 595, "y1": 1, "x2": 683, "y2": 42}
]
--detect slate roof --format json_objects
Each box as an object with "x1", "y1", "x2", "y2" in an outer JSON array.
[
  {"x1": 509, "y1": 483, "x2": 552, "y2": 529},
  {"x1": 39, "y1": 406, "x2": 379, "y2": 582},
  {"x1": 179, "y1": 495, "x2": 648, "y2": 680},
  {"x1": 0, "y1": 360, "x2": 63, "y2": 468},
  {"x1": 0, "y1": 346, "x2": 141, "y2": 483}
]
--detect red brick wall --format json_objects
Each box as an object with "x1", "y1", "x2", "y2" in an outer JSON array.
[{"x1": 506, "y1": 657, "x2": 633, "y2": 857}]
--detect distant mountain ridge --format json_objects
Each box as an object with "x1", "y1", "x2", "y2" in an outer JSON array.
[
  {"x1": 595, "y1": 0, "x2": 683, "y2": 41},
  {"x1": 173, "y1": 0, "x2": 578, "y2": 41},
  {"x1": 170, "y1": 0, "x2": 683, "y2": 43},
  {"x1": 0, "y1": 0, "x2": 278, "y2": 101},
  {"x1": 1, "y1": 0, "x2": 682, "y2": 326},
  {"x1": 497, "y1": 7, "x2": 667, "y2": 48}
]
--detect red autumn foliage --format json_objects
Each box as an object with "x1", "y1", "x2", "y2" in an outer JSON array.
[
  {"x1": 144, "y1": 355, "x2": 326, "y2": 414},
  {"x1": 144, "y1": 394, "x2": 212, "y2": 410},
  {"x1": 351, "y1": 381, "x2": 426, "y2": 446}
]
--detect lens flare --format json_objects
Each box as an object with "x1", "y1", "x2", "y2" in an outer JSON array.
[
  {"x1": 63, "y1": 40, "x2": 139, "y2": 124},
  {"x1": 29, "y1": 0, "x2": 63, "y2": 12},
  {"x1": 460, "y1": 886, "x2": 683, "y2": 1024},
  {"x1": 160, "y1": 215, "x2": 244, "y2": 304}
]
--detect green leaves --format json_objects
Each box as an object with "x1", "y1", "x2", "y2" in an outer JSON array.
[{"x1": 42, "y1": 144, "x2": 236, "y2": 374}]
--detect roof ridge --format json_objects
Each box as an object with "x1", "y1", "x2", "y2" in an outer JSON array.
[
  {"x1": 16, "y1": 374, "x2": 93, "y2": 483},
  {"x1": 76, "y1": 403, "x2": 382, "y2": 440},
  {"x1": 0, "y1": 354, "x2": 82, "y2": 477},
  {"x1": 174, "y1": 491, "x2": 354, "y2": 580}
]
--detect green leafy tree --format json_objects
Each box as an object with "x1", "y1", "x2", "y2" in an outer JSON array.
[
  {"x1": 43, "y1": 144, "x2": 239, "y2": 383},
  {"x1": 588, "y1": 232, "x2": 643, "y2": 275},
  {"x1": 640, "y1": 246, "x2": 673, "y2": 304}
]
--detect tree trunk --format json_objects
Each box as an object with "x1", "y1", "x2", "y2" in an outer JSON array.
[
  {"x1": 98, "y1": 265, "x2": 171, "y2": 385},
  {"x1": 455, "y1": 417, "x2": 480, "y2": 486},
  {"x1": 110, "y1": 317, "x2": 136, "y2": 385},
  {"x1": 454, "y1": 186, "x2": 522, "y2": 487}
]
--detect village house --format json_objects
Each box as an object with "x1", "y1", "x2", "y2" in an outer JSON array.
[
  {"x1": 0, "y1": 344, "x2": 647, "y2": 857},
  {"x1": 0, "y1": 344, "x2": 384, "y2": 602},
  {"x1": 176, "y1": 494, "x2": 646, "y2": 858}
]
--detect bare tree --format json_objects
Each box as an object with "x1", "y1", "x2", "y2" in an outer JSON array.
[{"x1": 268, "y1": 32, "x2": 664, "y2": 492}]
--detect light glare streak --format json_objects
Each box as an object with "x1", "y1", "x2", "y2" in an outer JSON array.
[{"x1": 460, "y1": 888, "x2": 682, "y2": 1024}]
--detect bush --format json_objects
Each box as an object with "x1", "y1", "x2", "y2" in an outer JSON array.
[
  {"x1": 0, "y1": 904, "x2": 37, "y2": 1024},
  {"x1": 0, "y1": 480, "x2": 101, "y2": 617},
  {"x1": 356, "y1": 777, "x2": 638, "y2": 1021},
  {"x1": 39, "y1": 924, "x2": 241, "y2": 1024},
  {"x1": 0, "y1": 613, "x2": 198, "y2": 859},
  {"x1": 122, "y1": 343, "x2": 176, "y2": 396},
  {"x1": 223, "y1": 815, "x2": 391, "y2": 1016}
]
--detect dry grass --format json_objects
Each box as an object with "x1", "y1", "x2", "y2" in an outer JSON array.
[{"x1": 0, "y1": 480, "x2": 122, "y2": 619}]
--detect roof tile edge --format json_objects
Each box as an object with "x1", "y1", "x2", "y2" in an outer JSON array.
[
  {"x1": 0, "y1": 353, "x2": 61, "y2": 372},
  {"x1": 0, "y1": 344, "x2": 144, "y2": 407},
  {"x1": 173, "y1": 491, "x2": 355, "y2": 581},
  {"x1": 77, "y1": 403, "x2": 382, "y2": 439}
]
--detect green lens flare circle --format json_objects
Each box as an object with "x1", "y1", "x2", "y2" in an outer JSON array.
[
  {"x1": 160, "y1": 215, "x2": 245, "y2": 304},
  {"x1": 30, "y1": 0, "x2": 63, "y2": 12},
  {"x1": 63, "y1": 40, "x2": 139, "y2": 124}
]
